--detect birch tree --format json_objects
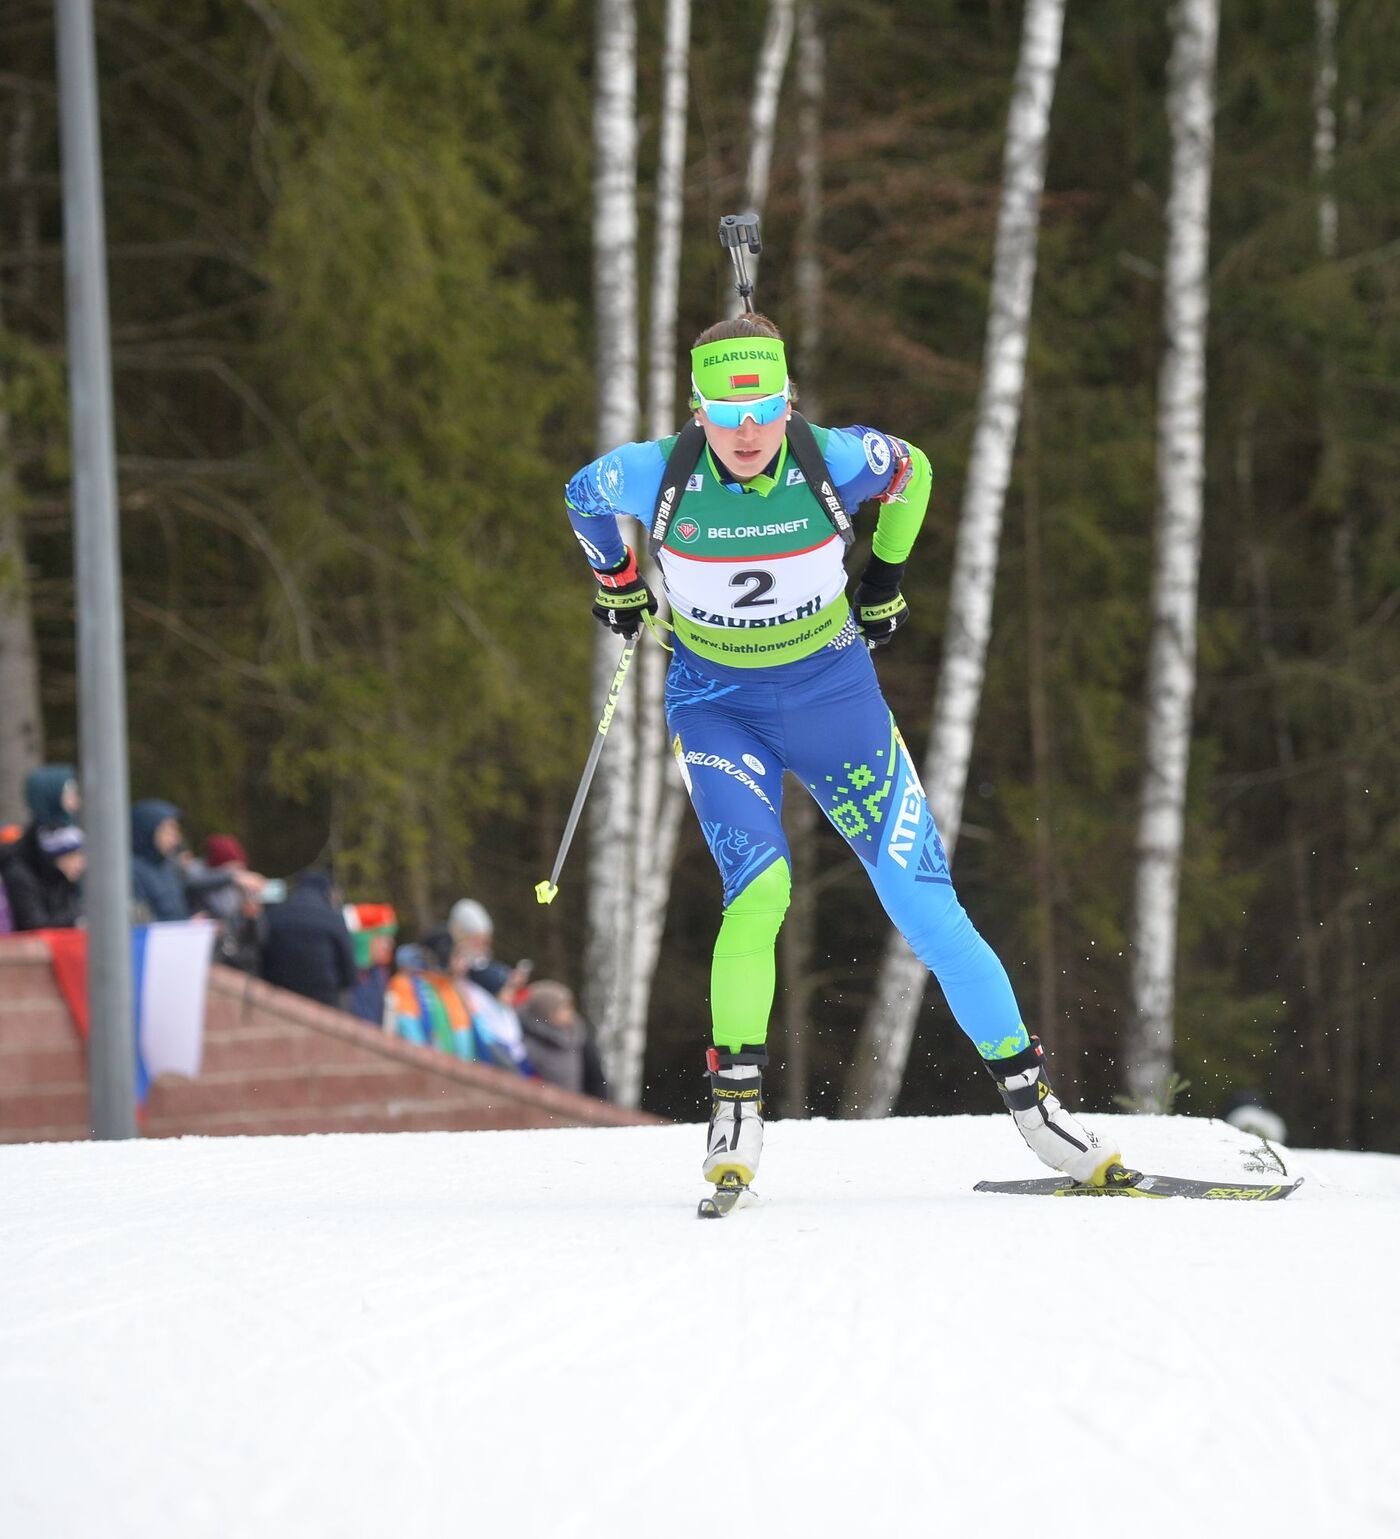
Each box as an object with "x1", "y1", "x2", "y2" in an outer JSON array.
[
  {"x1": 1124, "y1": 0, "x2": 1220, "y2": 1109},
  {"x1": 777, "y1": 0, "x2": 826, "y2": 1117},
  {"x1": 728, "y1": 0, "x2": 795, "y2": 314},
  {"x1": 616, "y1": 0, "x2": 693, "y2": 1091},
  {"x1": 584, "y1": 0, "x2": 643, "y2": 1101},
  {"x1": 843, "y1": 0, "x2": 1067, "y2": 1118},
  {"x1": 1313, "y1": 0, "x2": 1339, "y2": 260}
]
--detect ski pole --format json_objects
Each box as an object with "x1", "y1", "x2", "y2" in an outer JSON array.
[
  {"x1": 718, "y1": 212, "x2": 762, "y2": 313},
  {"x1": 535, "y1": 631, "x2": 640, "y2": 905}
]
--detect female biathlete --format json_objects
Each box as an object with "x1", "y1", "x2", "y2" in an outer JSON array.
[{"x1": 564, "y1": 313, "x2": 1120, "y2": 1192}]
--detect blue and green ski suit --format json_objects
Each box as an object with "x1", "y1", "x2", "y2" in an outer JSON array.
[{"x1": 565, "y1": 423, "x2": 1029, "y2": 1063}]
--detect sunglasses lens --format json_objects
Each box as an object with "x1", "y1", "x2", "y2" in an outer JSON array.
[{"x1": 703, "y1": 392, "x2": 787, "y2": 428}]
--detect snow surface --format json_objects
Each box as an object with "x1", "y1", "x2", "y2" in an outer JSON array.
[{"x1": 2, "y1": 1114, "x2": 1397, "y2": 1539}]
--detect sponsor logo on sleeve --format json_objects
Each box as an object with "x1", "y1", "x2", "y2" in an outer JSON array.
[
  {"x1": 862, "y1": 431, "x2": 891, "y2": 476},
  {"x1": 600, "y1": 453, "x2": 625, "y2": 500}
]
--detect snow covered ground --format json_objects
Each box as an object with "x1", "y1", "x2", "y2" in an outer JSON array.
[{"x1": 2, "y1": 1114, "x2": 1397, "y2": 1539}]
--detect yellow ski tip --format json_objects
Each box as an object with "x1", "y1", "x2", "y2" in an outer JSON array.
[{"x1": 534, "y1": 880, "x2": 559, "y2": 906}]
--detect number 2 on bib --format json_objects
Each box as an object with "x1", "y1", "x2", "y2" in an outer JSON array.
[{"x1": 730, "y1": 569, "x2": 776, "y2": 608}]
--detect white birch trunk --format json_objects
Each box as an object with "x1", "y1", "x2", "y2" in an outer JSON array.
[
  {"x1": 842, "y1": 0, "x2": 1065, "y2": 1118},
  {"x1": 777, "y1": 0, "x2": 826, "y2": 1119},
  {"x1": 729, "y1": 0, "x2": 795, "y2": 314},
  {"x1": 1125, "y1": 0, "x2": 1220, "y2": 1109},
  {"x1": 1313, "y1": 0, "x2": 1339, "y2": 260},
  {"x1": 619, "y1": 0, "x2": 693, "y2": 1087},
  {"x1": 584, "y1": 0, "x2": 644, "y2": 1103},
  {"x1": 793, "y1": 0, "x2": 824, "y2": 394}
]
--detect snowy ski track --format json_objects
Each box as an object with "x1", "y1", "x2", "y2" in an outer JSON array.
[{"x1": 2, "y1": 1114, "x2": 1397, "y2": 1539}]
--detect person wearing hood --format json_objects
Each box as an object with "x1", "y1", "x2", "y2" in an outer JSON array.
[
  {"x1": 130, "y1": 799, "x2": 190, "y2": 922},
  {"x1": 2, "y1": 822, "x2": 86, "y2": 930},
  {"x1": 259, "y1": 869, "x2": 358, "y2": 1010},
  {"x1": 24, "y1": 764, "x2": 81, "y2": 827},
  {"x1": 516, "y1": 981, "x2": 607, "y2": 1099},
  {"x1": 0, "y1": 763, "x2": 85, "y2": 929}
]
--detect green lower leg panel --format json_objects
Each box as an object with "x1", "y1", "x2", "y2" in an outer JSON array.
[{"x1": 710, "y1": 858, "x2": 791, "y2": 1052}]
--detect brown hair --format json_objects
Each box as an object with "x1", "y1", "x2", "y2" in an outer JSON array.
[
  {"x1": 692, "y1": 312, "x2": 785, "y2": 347},
  {"x1": 690, "y1": 313, "x2": 798, "y2": 404}
]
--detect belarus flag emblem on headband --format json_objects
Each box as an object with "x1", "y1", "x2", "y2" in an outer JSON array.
[{"x1": 729, "y1": 374, "x2": 762, "y2": 389}]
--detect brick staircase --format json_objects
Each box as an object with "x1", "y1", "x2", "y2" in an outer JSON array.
[{"x1": 0, "y1": 936, "x2": 660, "y2": 1142}]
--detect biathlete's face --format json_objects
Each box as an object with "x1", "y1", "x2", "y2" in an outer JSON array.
[{"x1": 695, "y1": 389, "x2": 792, "y2": 483}]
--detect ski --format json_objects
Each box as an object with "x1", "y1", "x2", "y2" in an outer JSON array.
[
  {"x1": 974, "y1": 1170, "x2": 1303, "y2": 1201},
  {"x1": 698, "y1": 1173, "x2": 751, "y2": 1219}
]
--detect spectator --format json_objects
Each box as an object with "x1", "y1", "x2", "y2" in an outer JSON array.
[
  {"x1": 383, "y1": 940, "x2": 476, "y2": 1059},
  {"x1": 24, "y1": 763, "x2": 81, "y2": 827},
  {"x1": 260, "y1": 869, "x2": 357, "y2": 1010},
  {"x1": 2, "y1": 822, "x2": 85, "y2": 931},
  {"x1": 130, "y1": 799, "x2": 190, "y2": 921},
  {"x1": 345, "y1": 903, "x2": 399, "y2": 1025},
  {"x1": 447, "y1": 898, "x2": 493, "y2": 968},
  {"x1": 517, "y1": 980, "x2": 608, "y2": 1099},
  {"x1": 443, "y1": 929, "x2": 538, "y2": 1077},
  {"x1": 189, "y1": 834, "x2": 269, "y2": 974},
  {"x1": 1, "y1": 762, "x2": 84, "y2": 931}
]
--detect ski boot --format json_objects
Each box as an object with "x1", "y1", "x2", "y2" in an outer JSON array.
[
  {"x1": 703, "y1": 1044, "x2": 766, "y2": 1187},
  {"x1": 984, "y1": 1035, "x2": 1122, "y2": 1186}
]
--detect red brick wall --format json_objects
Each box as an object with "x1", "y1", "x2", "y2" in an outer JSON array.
[
  {"x1": 0, "y1": 942, "x2": 90, "y2": 1140},
  {"x1": 0, "y1": 937, "x2": 661, "y2": 1142}
]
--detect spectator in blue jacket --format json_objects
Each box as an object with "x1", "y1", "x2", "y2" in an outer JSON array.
[{"x1": 131, "y1": 799, "x2": 190, "y2": 921}]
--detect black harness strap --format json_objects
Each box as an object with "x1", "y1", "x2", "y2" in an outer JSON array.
[
  {"x1": 647, "y1": 421, "x2": 706, "y2": 560},
  {"x1": 647, "y1": 413, "x2": 856, "y2": 560},
  {"x1": 785, "y1": 412, "x2": 856, "y2": 547}
]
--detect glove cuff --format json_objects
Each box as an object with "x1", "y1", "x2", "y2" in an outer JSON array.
[
  {"x1": 596, "y1": 548, "x2": 641, "y2": 590},
  {"x1": 856, "y1": 554, "x2": 906, "y2": 597}
]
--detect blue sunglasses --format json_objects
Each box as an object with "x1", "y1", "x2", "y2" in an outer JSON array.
[{"x1": 691, "y1": 380, "x2": 790, "y2": 430}]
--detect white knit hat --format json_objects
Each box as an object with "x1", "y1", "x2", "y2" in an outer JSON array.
[{"x1": 448, "y1": 898, "x2": 493, "y2": 938}]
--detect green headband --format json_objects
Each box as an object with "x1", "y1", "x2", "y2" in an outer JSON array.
[{"x1": 690, "y1": 337, "x2": 788, "y2": 399}]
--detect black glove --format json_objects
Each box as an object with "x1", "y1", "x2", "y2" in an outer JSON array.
[
  {"x1": 853, "y1": 554, "x2": 909, "y2": 648},
  {"x1": 591, "y1": 549, "x2": 658, "y2": 638}
]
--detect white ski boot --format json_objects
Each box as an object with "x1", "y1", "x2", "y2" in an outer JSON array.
[
  {"x1": 703, "y1": 1045, "x2": 766, "y2": 1187},
  {"x1": 985, "y1": 1036, "x2": 1121, "y2": 1186}
]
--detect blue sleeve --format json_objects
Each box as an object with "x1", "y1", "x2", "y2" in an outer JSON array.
[
  {"x1": 564, "y1": 440, "x2": 670, "y2": 571},
  {"x1": 823, "y1": 426, "x2": 909, "y2": 508}
]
